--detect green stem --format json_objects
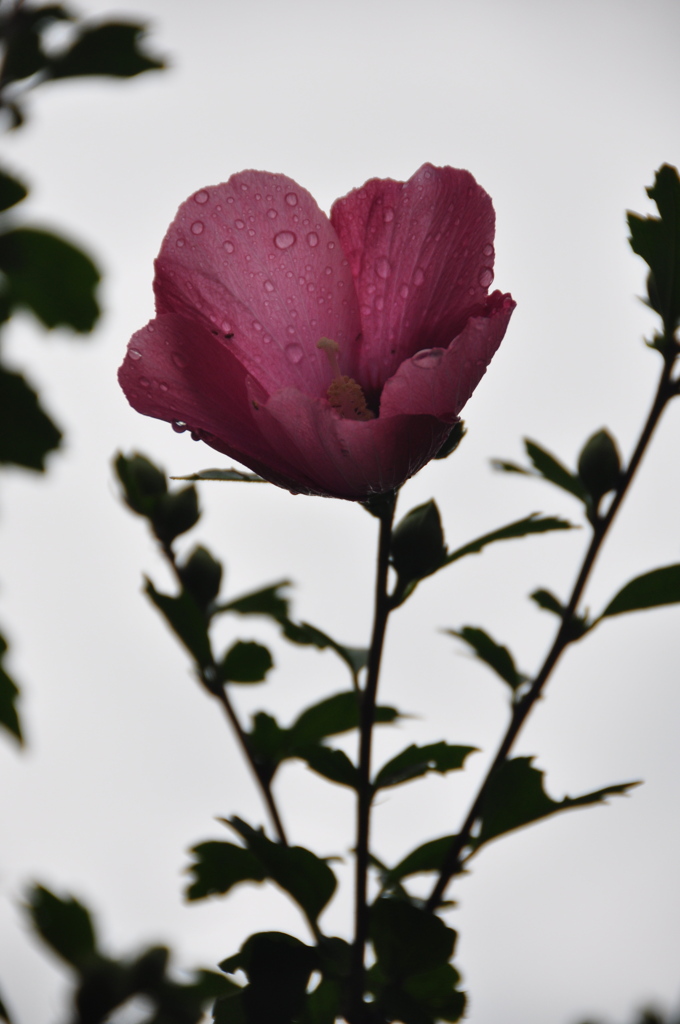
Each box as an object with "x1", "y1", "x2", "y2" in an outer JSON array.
[
  {"x1": 426, "y1": 346, "x2": 677, "y2": 911},
  {"x1": 349, "y1": 491, "x2": 398, "y2": 1023}
]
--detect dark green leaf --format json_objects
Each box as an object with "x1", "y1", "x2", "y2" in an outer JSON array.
[
  {"x1": 115, "y1": 452, "x2": 167, "y2": 515},
  {"x1": 434, "y1": 421, "x2": 466, "y2": 460},
  {"x1": 374, "y1": 743, "x2": 475, "y2": 790},
  {"x1": 0, "y1": 366, "x2": 61, "y2": 470},
  {"x1": 151, "y1": 485, "x2": 199, "y2": 544},
  {"x1": 299, "y1": 745, "x2": 359, "y2": 788},
  {"x1": 0, "y1": 228, "x2": 99, "y2": 331},
  {"x1": 186, "y1": 842, "x2": 266, "y2": 901},
  {"x1": 174, "y1": 467, "x2": 266, "y2": 483},
  {"x1": 289, "y1": 691, "x2": 400, "y2": 746},
  {"x1": 145, "y1": 580, "x2": 212, "y2": 668},
  {"x1": 302, "y1": 977, "x2": 342, "y2": 1024},
  {"x1": 46, "y1": 22, "x2": 165, "y2": 79},
  {"x1": 628, "y1": 164, "x2": 680, "y2": 332},
  {"x1": 370, "y1": 898, "x2": 456, "y2": 979},
  {"x1": 391, "y1": 501, "x2": 447, "y2": 583},
  {"x1": 0, "y1": 5, "x2": 71, "y2": 85},
  {"x1": 384, "y1": 835, "x2": 458, "y2": 884},
  {"x1": 0, "y1": 631, "x2": 23, "y2": 744},
  {"x1": 227, "y1": 819, "x2": 337, "y2": 923},
  {"x1": 531, "y1": 590, "x2": 590, "y2": 640},
  {"x1": 530, "y1": 588, "x2": 564, "y2": 615},
  {"x1": 447, "y1": 626, "x2": 524, "y2": 691},
  {"x1": 473, "y1": 757, "x2": 639, "y2": 849},
  {"x1": 221, "y1": 582, "x2": 291, "y2": 622},
  {"x1": 221, "y1": 932, "x2": 317, "y2": 1024},
  {"x1": 0, "y1": 168, "x2": 27, "y2": 212},
  {"x1": 601, "y1": 564, "x2": 680, "y2": 618},
  {"x1": 248, "y1": 712, "x2": 289, "y2": 768},
  {"x1": 280, "y1": 620, "x2": 368, "y2": 678},
  {"x1": 577, "y1": 430, "x2": 621, "y2": 507},
  {"x1": 27, "y1": 885, "x2": 98, "y2": 968},
  {"x1": 444, "y1": 514, "x2": 573, "y2": 566},
  {"x1": 0, "y1": 982, "x2": 13, "y2": 1023},
  {"x1": 221, "y1": 641, "x2": 272, "y2": 683},
  {"x1": 213, "y1": 991, "x2": 247, "y2": 1023},
  {"x1": 179, "y1": 546, "x2": 223, "y2": 610},
  {"x1": 399, "y1": 963, "x2": 466, "y2": 1023},
  {"x1": 525, "y1": 440, "x2": 588, "y2": 501}
]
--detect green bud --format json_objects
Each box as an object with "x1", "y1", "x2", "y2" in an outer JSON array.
[
  {"x1": 391, "y1": 500, "x2": 446, "y2": 583},
  {"x1": 115, "y1": 452, "x2": 167, "y2": 516},
  {"x1": 577, "y1": 429, "x2": 621, "y2": 506},
  {"x1": 179, "y1": 546, "x2": 223, "y2": 609},
  {"x1": 151, "y1": 485, "x2": 199, "y2": 544}
]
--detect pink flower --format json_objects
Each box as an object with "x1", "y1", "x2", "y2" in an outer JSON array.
[{"x1": 119, "y1": 164, "x2": 514, "y2": 500}]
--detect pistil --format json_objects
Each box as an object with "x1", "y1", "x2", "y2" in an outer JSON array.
[{"x1": 317, "y1": 337, "x2": 375, "y2": 422}]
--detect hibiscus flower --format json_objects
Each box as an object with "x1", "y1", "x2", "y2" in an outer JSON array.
[{"x1": 119, "y1": 164, "x2": 514, "y2": 500}]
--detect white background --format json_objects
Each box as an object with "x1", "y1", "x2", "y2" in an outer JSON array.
[{"x1": 1, "y1": 1, "x2": 680, "y2": 1022}]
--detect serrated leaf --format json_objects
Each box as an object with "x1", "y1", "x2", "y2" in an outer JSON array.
[
  {"x1": 299, "y1": 744, "x2": 359, "y2": 789},
  {"x1": 0, "y1": 228, "x2": 99, "y2": 331},
  {"x1": 0, "y1": 366, "x2": 61, "y2": 470},
  {"x1": 280, "y1": 620, "x2": 368, "y2": 678},
  {"x1": 0, "y1": 168, "x2": 28, "y2": 212},
  {"x1": 0, "y1": 632, "x2": 23, "y2": 744},
  {"x1": 628, "y1": 164, "x2": 680, "y2": 331},
  {"x1": 384, "y1": 835, "x2": 458, "y2": 884},
  {"x1": 221, "y1": 582, "x2": 291, "y2": 621},
  {"x1": 374, "y1": 743, "x2": 475, "y2": 790},
  {"x1": 289, "y1": 691, "x2": 397, "y2": 747},
  {"x1": 186, "y1": 842, "x2": 266, "y2": 901},
  {"x1": 46, "y1": 22, "x2": 164, "y2": 79},
  {"x1": 444, "y1": 514, "x2": 573, "y2": 566},
  {"x1": 370, "y1": 898, "x2": 456, "y2": 979},
  {"x1": 174, "y1": 468, "x2": 266, "y2": 483},
  {"x1": 26, "y1": 886, "x2": 98, "y2": 968},
  {"x1": 448, "y1": 626, "x2": 524, "y2": 691},
  {"x1": 600, "y1": 564, "x2": 680, "y2": 618},
  {"x1": 473, "y1": 757, "x2": 639, "y2": 850},
  {"x1": 221, "y1": 641, "x2": 272, "y2": 684},
  {"x1": 525, "y1": 440, "x2": 588, "y2": 501},
  {"x1": 226, "y1": 819, "x2": 337, "y2": 923},
  {"x1": 145, "y1": 580, "x2": 212, "y2": 667}
]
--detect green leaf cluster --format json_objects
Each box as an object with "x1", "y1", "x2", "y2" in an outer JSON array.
[
  {"x1": 628, "y1": 164, "x2": 680, "y2": 339},
  {"x1": 0, "y1": 632, "x2": 22, "y2": 743},
  {"x1": 25, "y1": 885, "x2": 235, "y2": 1022}
]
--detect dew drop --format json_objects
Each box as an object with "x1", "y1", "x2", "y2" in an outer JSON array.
[
  {"x1": 361, "y1": 305, "x2": 372, "y2": 316},
  {"x1": 191, "y1": 221, "x2": 204, "y2": 235},
  {"x1": 172, "y1": 420, "x2": 188, "y2": 433},
  {"x1": 235, "y1": 219, "x2": 245, "y2": 230},
  {"x1": 483, "y1": 243, "x2": 494, "y2": 257},
  {"x1": 172, "y1": 353, "x2": 187, "y2": 369},
  {"x1": 414, "y1": 267, "x2": 425, "y2": 286},
  {"x1": 375, "y1": 257, "x2": 391, "y2": 279},
  {"x1": 263, "y1": 279, "x2": 275, "y2": 293},
  {"x1": 240, "y1": 183, "x2": 249, "y2": 192},
  {"x1": 306, "y1": 231, "x2": 319, "y2": 247},
  {"x1": 223, "y1": 240, "x2": 235, "y2": 253},
  {"x1": 325, "y1": 266, "x2": 333, "y2": 275},
  {"x1": 413, "y1": 348, "x2": 443, "y2": 368},
  {"x1": 267, "y1": 208, "x2": 278, "y2": 219},
  {"x1": 285, "y1": 343, "x2": 303, "y2": 363},
  {"x1": 191, "y1": 431, "x2": 202, "y2": 441},
  {"x1": 194, "y1": 189, "x2": 209, "y2": 204},
  {"x1": 274, "y1": 230, "x2": 296, "y2": 249},
  {"x1": 383, "y1": 207, "x2": 395, "y2": 223},
  {"x1": 285, "y1": 192, "x2": 298, "y2": 206},
  {"x1": 286, "y1": 325, "x2": 296, "y2": 335},
  {"x1": 263, "y1": 333, "x2": 273, "y2": 344},
  {"x1": 478, "y1": 267, "x2": 494, "y2": 288},
  {"x1": 376, "y1": 296, "x2": 384, "y2": 311},
  {"x1": 327, "y1": 241, "x2": 335, "y2": 250},
  {"x1": 399, "y1": 284, "x2": 409, "y2": 299},
  {"x1": 252, "y1": 320, "x2": 263, "y2": 332},
  {"x1": 176, "y1": 238, "x2": 185, "y2": 248},
  {"x1": 139, "y1": 376, "x2": 151, "y2": 388},
  {"x1": 221, "y1": 321, "x2": 233, "y2": 333},
  {"x1": 129, "y1": 349, "x2": 142, "y2": 360},
  {"x1": 159, "y1": 382, "x2": 169, "y2": 392}
]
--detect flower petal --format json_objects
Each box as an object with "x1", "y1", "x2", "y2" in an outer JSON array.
[
  {"x1": 154, "y1": 171, "x2": 361, "y2": 398},
  {"x1": 331, "y1": 163, "x2": 497, "y2": 392}
]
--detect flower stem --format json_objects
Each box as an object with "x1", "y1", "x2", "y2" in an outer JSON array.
[
  {"x1": 349, "y1": 491, "x2": 398, "y2": 1023},
  {"x1": 426, "y1": 344, "x2": 678, "y2": 911}
]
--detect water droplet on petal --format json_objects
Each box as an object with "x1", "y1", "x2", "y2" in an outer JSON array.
[
  {"x1": 478, "y1": 266, "x2": 494, "y2": 287},
  {"x1": 159, "y1": 382, "x2": 169, "y2": 392},
  {"x1": 221, "y1": 321, "x2": 233, "y2": 333},
  {"x1": 286, "y1": 325, "x2": 296, "y2": 335},
  {"x1": 252, "y1": 320, "x2": 263, "y2": 332},
  {"x1": 399, "y1": 284, "x2": 409, "y2": 299},
  {"x1": 139, "y1": 376, "x2": 151, "y2": 388},
  {"x1": 285, "y1": 343, "x2": 303, "y2": 363},
  {"x1": 263, "y1": 279, "x2": 275, "y2": 293},
  {"x1": 383, "y1": 207, "x2": 394, "y2": 223},
  {"x1": 191, "y1": 221, "x2": 204, "y2": 235},
  {"x1": 285, "y1": 192, "x2": 298, "y2": 207},
  {"x1": 267, "y1": 208, "x2": 277, "y2": 219},
  {"x1": 129, "y1": 349, "x2": 142, "y2": 360},
  {"x1": 172, "y1": 353, "x2": 187, "y2": 369},
  {"x1": 172, "y1": 420, "x2": 188, "y2": 433},
  {"x1": 413, "y1": 348, "x2": 443, "y2": 368},
  {"x1": 483, "y1": 243, "x2": 494, "y2": 257},
  {"x1": 375, "y1": 257, "x2": 391, "y2": 279},
  {"x1": 235, "y1": 219, "x2": 245, "y2": 230},
  {"x1": 306, "y1": 231, "x2": 319, "y2": 247},
  {"x1": 263, "y1": 333, "x2": 273, "y2": 344},
  {"x1": 194, "y1": 189, "x2": 209, "y2": 204},
  {"x1": 414, "y1": 267, "x2": 425, "y2": 286},
  {"x1": 375, "y1": 296, "x2": 384, "y2": 311},
  {"x1": 240, "y1": 183, "x2": 249, "y2": 192},
  {"x1": 176, "y1": 238, "x2": 185, "y2": 248},
  {"x1": 274, "y1": 230, "x2": 296, "y2": 249},
  {"x1": 327, "y1": 241, "x2": 335, "y2": 250},
  {"x1": 223, "y1": 240, "x2": 235, "y2": 253}
]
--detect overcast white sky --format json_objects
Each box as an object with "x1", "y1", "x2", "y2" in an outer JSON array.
[{"x1": 1, "y1": 1, "x2": 680, "y2": 1022}]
